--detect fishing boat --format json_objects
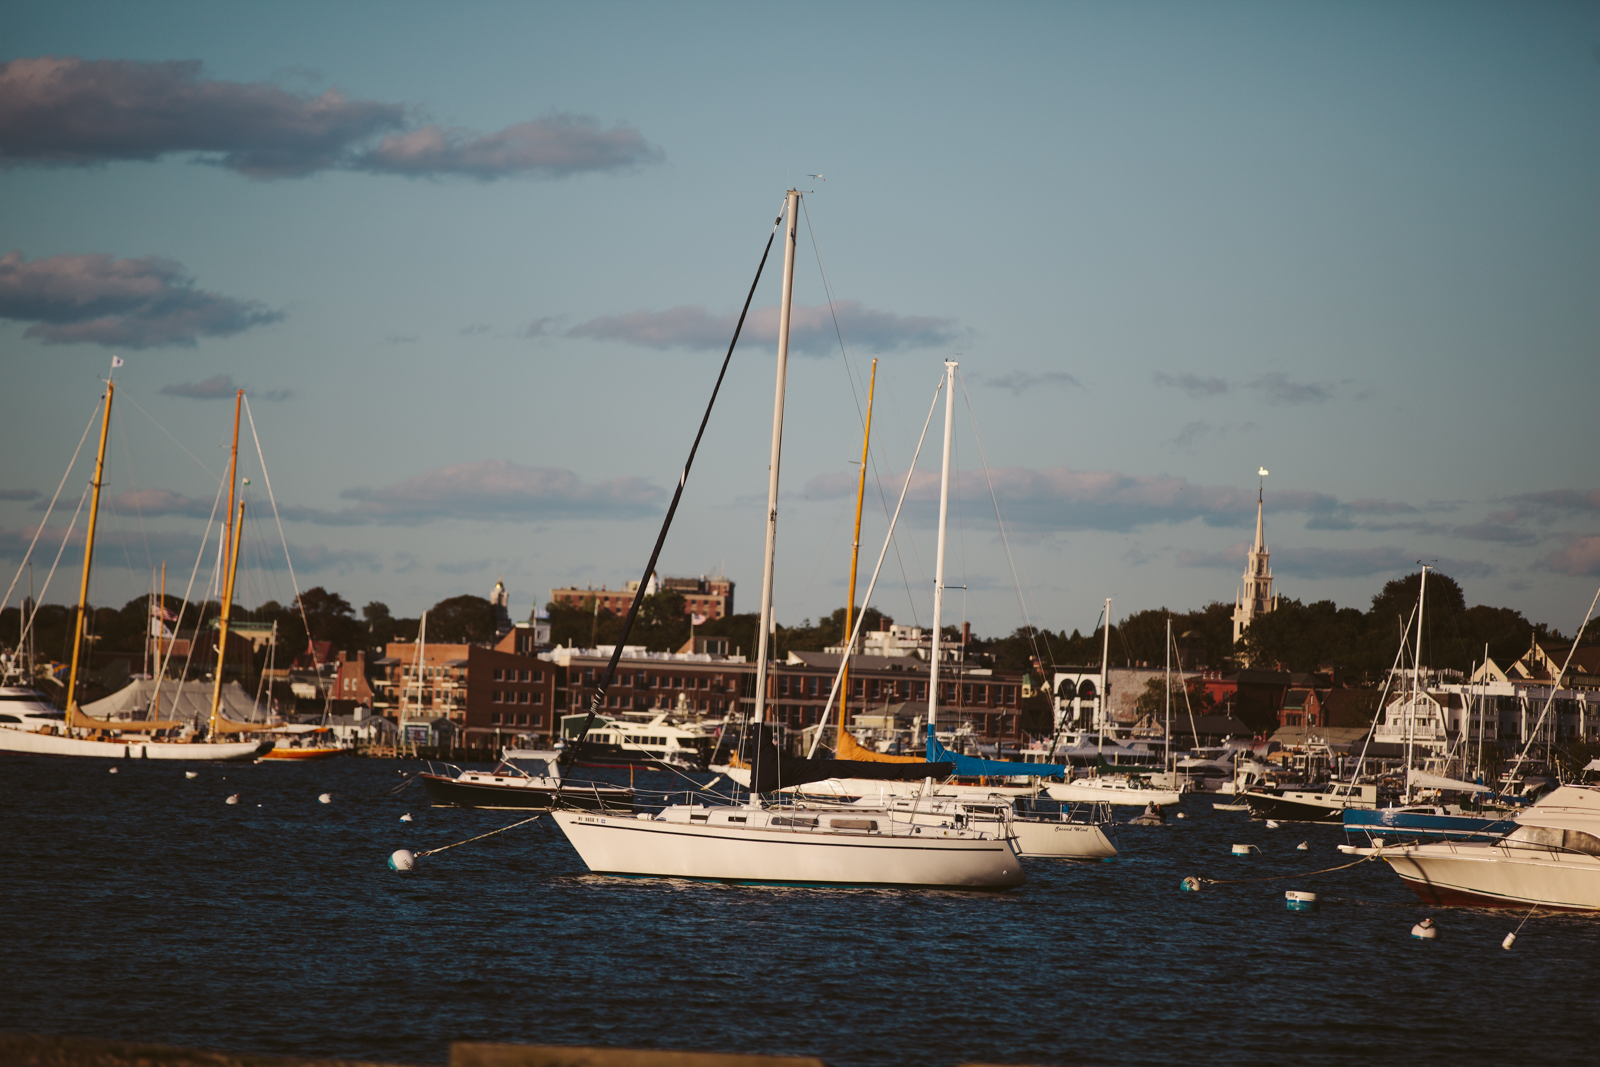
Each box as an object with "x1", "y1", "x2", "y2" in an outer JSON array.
[
  {"x1": 553, "y1": 191, "x2": 1023, "y2": 888},
  {"x1": 0, "y1": 377, "x2": 268, "y2": 762},
  {"x1": 420, "y1": 749, "x2": 632, "y2": 811},
  {"x1": 1343, "y1": 783, "x2": 1600, "y2": 910}
]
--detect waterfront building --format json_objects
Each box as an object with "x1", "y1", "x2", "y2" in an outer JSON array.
[{"x1": 550, "y1": 572, "x2": 734, "y2": 620}]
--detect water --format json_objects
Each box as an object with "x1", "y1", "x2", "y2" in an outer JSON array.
[{"x1": 2, "y1": 754, "x2": 1595, "y2": 1066}]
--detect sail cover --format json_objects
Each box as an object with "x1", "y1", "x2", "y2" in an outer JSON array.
[
  {"x1": 1407, "y1": 768, "x2": 1492, "y2": 794},
  {"x1": 740, "y1": 725, "x2": 950, "y2": 793},
  {"x1": 926, "y1": 734, "x2": 1071, "y2": 778},
  {"x1": 837, "y1": 729, "x2": 926, "y2": 763}
]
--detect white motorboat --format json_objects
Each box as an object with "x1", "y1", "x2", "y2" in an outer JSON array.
[
  {"x1": 1343, "y1": 784, "x2": 1600, "y2": 910},
  {"x1": 1046, "y1": 774, "x2": 1182, "y2": 807},
  {"x1": 420, "y1": 749, "x2": 633, "y2": 811}
]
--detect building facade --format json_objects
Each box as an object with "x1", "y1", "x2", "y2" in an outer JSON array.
[{"x1": 550, "y1": 573, "x2": 735, "y2": 621}]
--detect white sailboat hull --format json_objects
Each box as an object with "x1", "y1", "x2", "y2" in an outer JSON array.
[
  {"x1": 0, "y1": 729, "x2": 269, "y2": 761},
  {"x1": 551, "y1": 809, "x2": 1026, "y2": 888},
  {"x1": 1045, "y1": 778, "x2": 1182, "y2": 806},
  {"x1": 1009, "y1": 818, "x2": 1117, "y2": 859}
]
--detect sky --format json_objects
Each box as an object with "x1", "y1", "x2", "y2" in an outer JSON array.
[{"x1": 2, "y1": 0, "x2": 1597, "y2": 643}]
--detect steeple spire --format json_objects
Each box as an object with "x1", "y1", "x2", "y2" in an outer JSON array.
[{"x1": 1232, "y1": 467, "x2": 1277, "y2": 656}]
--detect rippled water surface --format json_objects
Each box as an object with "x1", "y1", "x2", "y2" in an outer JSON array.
[{"x1": 2, "y1": 754, "x2": 1596, "y2": 1066}]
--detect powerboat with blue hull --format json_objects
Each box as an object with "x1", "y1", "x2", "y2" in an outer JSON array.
[
  {"x1": 420, "y1": 749, "x2": 633, "y2": 811},
  {"x1": 1343, "y1": 805, "x2": 1517, "y2": 842}
]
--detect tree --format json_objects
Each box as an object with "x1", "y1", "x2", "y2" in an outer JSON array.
[
  {"x1": 425, "y1": 595, "x2": 498, "y2": 644},
  {"x1": 293, "y1": 587, "x2": 364, "y2": 652}
]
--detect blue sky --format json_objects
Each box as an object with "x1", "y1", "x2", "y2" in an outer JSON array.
[{"x1": 2, "y1": 0, "x2": 1597, "y2": 640}]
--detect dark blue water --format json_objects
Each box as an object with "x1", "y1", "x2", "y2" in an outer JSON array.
[{"x1": 2, "y1": 755, "x2": 1595, "y2": 1066}]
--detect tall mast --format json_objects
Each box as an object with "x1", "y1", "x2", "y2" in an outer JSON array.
[
  {"x1": 1098, "y1": 597, "x2": 1112, "y2": 755},
  {"x1": 205, "y1": 392, "x2": 244, "y2": 738},
  {"x1": 1406, "y1": 565, "x2": 1428, "y2": 800},
  {"x1": 1165, "y1": 615, "x2": 1172, "y2": 777},
  {"x1": 208, "y1": 499, "x2": 244, "y2": 737},
  {"x1": 751, "y1": 189, "x2": 799, "y2": 726},
  {"x1": 153, "y1": 561, "x2": 165, "y2": 719},
  {"x1": 839, "y1": 358, "x2": 877, "y2": 752},
  {"x1": 925, "y1": 359, "x2": 957, "y2": 750},
  {"x1": 64, "y1": 380, "x2": 115, "y2": 725}
]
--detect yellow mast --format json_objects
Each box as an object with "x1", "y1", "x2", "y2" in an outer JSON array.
[
  {"x1": 205, "y1": 390, "x2": 243, "y2": 738},
  {"x1": 838, "y1": 358, "x2": 876, "y2": 752},
  {"x1": 208, "y1": 499, "x2": 244, "y2": 738},
  {"x1": 64, "y1": 380, "x2": 115, "y2": 727}
]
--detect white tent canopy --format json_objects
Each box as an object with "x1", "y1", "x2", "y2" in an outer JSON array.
[
  {"x1": 83, "y1": 679, "x2": 272, "y2": 729},
  {"x1": 1407, "y1": 768, "x2": 1492, "y2": 794}
]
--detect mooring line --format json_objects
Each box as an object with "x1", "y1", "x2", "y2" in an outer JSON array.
[
  {"x1": 1195, "y1": 854, "x2": 1380, "y2": 886},
  {"x1": 416, "y1": 814, "x2": 546, "y2": 859}
]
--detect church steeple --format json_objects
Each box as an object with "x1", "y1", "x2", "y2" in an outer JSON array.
[{"x1": 1232, "y1": 468, "x2": 1277, "y2": 654}]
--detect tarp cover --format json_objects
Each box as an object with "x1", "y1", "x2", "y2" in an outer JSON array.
[
  {"x1": 740, "y1": 724, "x2": 950, "y2": 793},
  {"x1": 83, "y1": 679, "x2": 270, "y2": 729},
  {"x1": 837, "y1": 729, "x2": 925, "y2": 763},
  {"x1": 926, "y1": 733, "x2": 1071, "y2": 778},
  {"x1": 1407, "y1": 768, "x2": 1492, "y2": 794}
]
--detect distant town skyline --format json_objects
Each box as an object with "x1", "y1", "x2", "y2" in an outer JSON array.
[{"x1": 3, "y1": 2, "x2": 1596, "y2": 642}]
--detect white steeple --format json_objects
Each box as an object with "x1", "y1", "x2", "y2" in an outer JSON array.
[{"x1": 1232, "y1": 468, "x2": 1277, "y2": 653}]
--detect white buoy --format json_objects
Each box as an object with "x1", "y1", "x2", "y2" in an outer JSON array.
[
  {"x1": 1411, "y1": 918, "x2": 1438, "y2": 939},
  {"x1": 108, "y1": 767, "x2": 118, "y2": 774},
  {"x1": 1297, "y1": 841, "x2": 1309, "y2": 850},
  {"x1": 1179, "y1": 876, "x2": 1201, "y2": 892},
  {"x1": 1286, "y1": 891, "x2": 1319, "y2": 912},
  {"x1": 318, "y1": 793, "x2": 333, "y2": 804},
  {"x1": 388, "y1": 849, "x2": 416, "y2": 871},
  {"x1": 1266, "y1": 819, "x2": 1281, "y2": 829},
  {"x1": 225, "y1": 794, "x2": 240, "y2": 805},
  {"x1": 1232, "y1": 843, "x2": 1259, "y2": 855},
  {"x1": 400, "y1": 812, "x2": 413, "y2": 823},
  {"x1": 1502, "y1": 932, "x2": 1516, "y2": 950},
  {"x1": 185, "y1": 771, "x2": 198, "y2": 779},
  {"x1": 1176, "y1": 812, "x2": 1187, "y2": 819}
]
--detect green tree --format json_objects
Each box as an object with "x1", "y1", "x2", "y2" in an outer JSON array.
[{"x1": 425, "y1": 594, "x2": 498, "y2": 644}]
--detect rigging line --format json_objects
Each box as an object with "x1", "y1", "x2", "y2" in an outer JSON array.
[
  {"x1": 159, "y1": 472, "x2": 228, "y2": 695},
  {"x1": 806, "y1": 373, "x2": 946, "y2": 757},
  {"x1": 243, "y1": 395, "x2": 315, "y2": 655},
  {"x1": 118, "y1": 389, "x2": 218, "y2": 480},
  {"x1": 1508, "y1": 584, "x2": 1600, "y2": 773},
  {"x1": 3, "y1": 399, "x2": 100, "y2": 612},
  {"x1": 16, "y1": 484, "x2": 91, "y2": 651},
  {"x1": 558, "y1": 199, "x2": 786, "y2": 796},
  {"x1": 957, "y1": 370, "x2": 1049, "y2": 671}
]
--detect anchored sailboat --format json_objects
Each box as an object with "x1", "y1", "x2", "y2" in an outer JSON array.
[{"x1": 551, "y1": 190, "x2": 1024, "y2": 887}]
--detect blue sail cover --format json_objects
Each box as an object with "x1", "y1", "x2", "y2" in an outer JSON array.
[{"x1": 926, "y1": 734, "x2": 1071, "y2": 778}]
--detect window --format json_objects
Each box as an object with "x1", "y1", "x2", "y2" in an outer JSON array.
[
  {"x1": 532, "y1": 691, "x2": 543, "y2": 704},
  {"x1": 698, "y1": 676, "x2": 707, "y2": 689},
  {"x1": 853, "y1": 679, "x2": 864, "y2": 697},
  {"x1": 491, "y1": 712, "x2": 502, "y2": 725},
  {"x1": 521, "y1": 669, "x2": 531, "y2": 682},
  {"x1": 807, "y1": 676, "x2": 819, "y2": 697},
  {"x1": 520, "y1": 691, "x2": 531, "y2": 705},
  {"x1": 870, "y1": 679, "x2": 880, "y2": 699},
  {"x1": 778, "y1": 676, "x2": 790, "y2": 697},
  {"x1": 517, "y1": 713, "x2": 528, "y2": 726},
  {"x1": 493, "y1": 668, "x2": 503, "y2": 681},
  {"x1": 493, "y1": 690, "x2": 503, "y2": 703}
]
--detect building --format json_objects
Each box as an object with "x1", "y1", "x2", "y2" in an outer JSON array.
[
  {"x1": 1231, "y1": 476, "x2": 1279, "y2": 651},
  {"x1": 373, "y1": 628, "x2": 559, "y2": 750},
  {"x1": 550, "y1": 573, "x2": 734, "y2": 620}
]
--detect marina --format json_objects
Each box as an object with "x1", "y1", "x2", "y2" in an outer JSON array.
[{"x1": 4, "y1": 751, "x2": 1598, "y2": 1067}]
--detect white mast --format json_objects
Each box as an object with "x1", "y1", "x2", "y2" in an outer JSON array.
[
  {"x1": 1406, "y1": 565, "x2": 1428, "y2": 801},
  {"x1": 924, "y1": 359, "x2": 957, "y2": 753},
  {"x1": 1097, "y1": 597, "x2": 1112, "y2": 755},
  {"x1": 1165, "y1": 615, "x2": 1172, "y2": 778},
  {"x1": 751, "y1": 190, "x2": 800, "y2": 728}
]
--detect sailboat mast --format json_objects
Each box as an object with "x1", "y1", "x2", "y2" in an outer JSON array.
[
  {"x1": 1097, "y1": 597, "x2": 1111, "y2": 754},
  {"x1": 839, "y1": 358, "x2": 877, "y2": 752},
  {"x1": 751, "y1": 189, "x2": 799, "y2": 726},
  {"x1": 208, "y1": 499, "x2": 244, "y2": 737},
  {"x1": 153, "y1": 561, "x2": 165, "y2": 719},
  {"x1": 1165, "y1": 615, "x2": 1172, "y2": 776},
  {"x1": 925, "y1": 359, "x2": 957, "y2": 748},
  {"x1": 64, "y1": 380, "x2": 115, "y2": 724},
  {"x1": 1406, "y1": 565, "x2": 1427, "y2": 801}
]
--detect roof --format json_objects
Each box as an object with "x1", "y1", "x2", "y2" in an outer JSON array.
[{"x1": 1268, "y1": 725, "x2": 1372, "y2": 749}]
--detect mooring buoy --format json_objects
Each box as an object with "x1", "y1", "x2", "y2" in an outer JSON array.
[
  {"x1": 225, "y1": 794, "x2": 240, "y2": 805},
  {"x1": 318, "y1": 793, "x2": 333, "y2": 804},
  {"x1": 1286, "y1": 891, "x2": 1319, "y2": 912},
  {"x1": 388, "y1": 849, "x2": 416, "y2": 871},
  {"x1": 1411, "y1": 918, "x2": 1438, "y2": 939}
]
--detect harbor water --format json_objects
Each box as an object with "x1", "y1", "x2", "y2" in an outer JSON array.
[{"x1": 2, "y1": 754, "x2": 1595, "y2": 1066}]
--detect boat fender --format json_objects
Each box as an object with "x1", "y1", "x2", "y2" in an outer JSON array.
[
  {"x1": 1179, "y1": 876, "x2": 1201, "y2": 892},
  {"x1": 1285, "y1": 891, "x2": 1319, "y2": 912},
  {"x1": 1411, "y1": 918, "x2": 1438, "y2": 939},
  {"x1": 635, "y1": 812, "x2": 651, "y2": 820},
  {"x1": 1231, "y1": 843, "x2": 1259, "y2": 855},
  {"x1": 185, "y1": 771, "x2": 198, "y2": 779},
  {"x1": 1266, "y1": 819, "x2": 1280, "y2": 829},
  {"x1": 109, "y1": 766, "x2": 118, "y2": 774},
  {"x1": 1501, "y1": 932, "x2": 1516, "y2": 950},
  {"x1": 1296, "y1": 841, "x2": 1309, "y2": 850},
  {"x1": 400, "y1": 812, "x2": 414, "y2": 823},
  {"x1": 318, "y1": 793, "x2": 333, "y2": 804},
  {"x1": 388, "y1": 849, "x2": 416, "y2": 872},
  {"x1": 225, "y1": 794, "x2": 239, "y2": 804}
]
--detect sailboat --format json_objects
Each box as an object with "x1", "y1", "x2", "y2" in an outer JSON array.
[
  {"x1": 1044, "y1": 600, "x2": 1182, "y2": 808},
  {"x1": 0, "y1": 377, "x2": 269, "y2": 761},
  {"x1": 551, "y1": 190, "x2": 1024, "y2": 888}
]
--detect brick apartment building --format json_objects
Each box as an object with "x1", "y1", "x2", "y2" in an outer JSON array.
[
  {"x1": 374, "y1": 623, "x2": 558, "y2": 749},
  {"x1": 551, "y1": 573, "x2": 734, "y2": 621}
]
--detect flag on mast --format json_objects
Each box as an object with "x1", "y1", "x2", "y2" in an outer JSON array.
[{"x1": 111, "y1": 355, "x2": 125, "y2": 369}]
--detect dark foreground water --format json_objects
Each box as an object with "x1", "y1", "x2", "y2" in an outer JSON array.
[{"x1": 2, "y1": 754, "x2": 1596, "y2": 1067}]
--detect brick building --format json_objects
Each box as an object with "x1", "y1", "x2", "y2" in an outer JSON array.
[
  {"x1": 550, "y1": 573, "x2": 734, "y2": 621},
  {"x1": 374, "y1": 627, "x2": 558, "y2": 750}
]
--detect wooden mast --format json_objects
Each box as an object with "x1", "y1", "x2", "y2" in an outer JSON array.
[
  {"x1": 208, "y1": 499, "x2": 244, "y2": 738},
  {"x1": 206, "y1": 391, "x2": 244, "y2": 738},
  {"x1": 64, "y1": 380, "x2": 115, "y2": 728},
  {"x1": 838, "y1": 358, "x2": 876, "y2": 753}
]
